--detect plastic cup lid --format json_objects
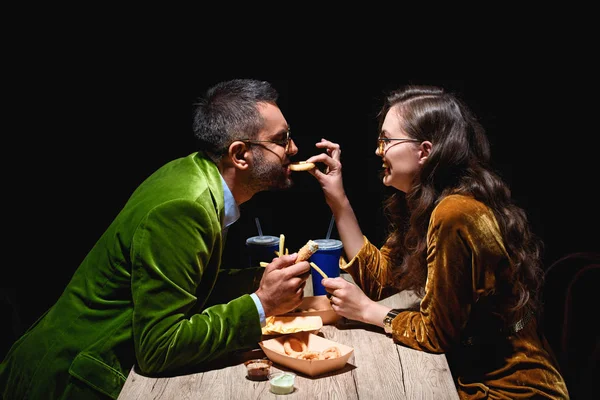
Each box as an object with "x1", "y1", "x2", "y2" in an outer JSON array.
[
  {"x1": 246, "y1": 235, "x2": 280, "y2": 246},
  {"x1": 313, "y1": 239, "x2": 343, "y2": 250}
]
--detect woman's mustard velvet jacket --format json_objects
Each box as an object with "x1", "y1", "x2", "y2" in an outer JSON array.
[
  {"x1": 343, "y1": 194, "x2": 569, "y2": 399},
  {"x1": 0, "y1": 152, "x2": 264, "y2": 399}
]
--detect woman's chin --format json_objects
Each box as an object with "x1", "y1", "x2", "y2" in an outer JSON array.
[{"x1": 383, "y1": 177, "x2": 406, "y2": 192}]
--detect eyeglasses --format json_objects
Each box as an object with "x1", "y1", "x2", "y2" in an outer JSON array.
[
  {"x1": 240, "y1": 130, "x2": 292, "y2": 153},
  {"x1": 377, "y1": 137, "x2": 421, "y2": 154}
]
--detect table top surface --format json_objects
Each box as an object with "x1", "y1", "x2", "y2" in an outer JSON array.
[{"x1": 117, "y1": 274, "x2": 459, "y2": 400}]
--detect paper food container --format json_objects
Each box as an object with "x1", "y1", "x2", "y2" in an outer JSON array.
[
  {"x1": 280, "y1": 295, "x2": 341, "y2": 325},
  {"x1": 259, "y1": 332, "x2": 354, "y2": 377},
  {"x1": 261, "y1": 315, "x2": 323, "y2": 336}
]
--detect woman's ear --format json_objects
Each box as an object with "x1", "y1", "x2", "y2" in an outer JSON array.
[
  {"x1": 228, "y1": 141, "x2": 250, "y2": 170},
  {"x1": 418, "y1": 141, "x2": 433, "y2": 164}
]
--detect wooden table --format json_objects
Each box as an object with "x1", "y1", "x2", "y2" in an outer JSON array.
[{"x1": 118, "y1": 273, "x2": 459, "y2": 399}]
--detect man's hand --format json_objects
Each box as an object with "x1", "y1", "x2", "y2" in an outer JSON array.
[{"x1": 255, "y1": 253, "x2": 311, "y2": 317}]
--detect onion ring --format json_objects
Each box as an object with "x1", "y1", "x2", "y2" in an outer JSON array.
[
  {"x1": 296, "y1": 351, "x2": 322, "y2": 360},
  {"x1": 283, "y1": 337, "x2": 307, "y2": 357},
  {"x1": 321, "y1": 346, "x2": 341, "y2": 359}
]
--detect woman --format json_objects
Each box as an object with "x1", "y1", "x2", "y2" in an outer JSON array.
[{"x1": 306, "y1": 85, "x2": 569, "y2": 399}]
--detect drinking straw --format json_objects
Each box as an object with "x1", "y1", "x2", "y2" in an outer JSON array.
[
  {"x1": 255, "y1": 217, "x2": 263, "y2": 236},
  {"x1": 326, "y1": 215, "x2": 335, "y2": 240}
]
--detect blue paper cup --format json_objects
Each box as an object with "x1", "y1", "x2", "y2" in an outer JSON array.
[
  {"x1": 246, "y1": 235, "x2": 280, "y2": 267},
  {"x1": 308, "y1": 239, "x2": 343, "y2": 296}
]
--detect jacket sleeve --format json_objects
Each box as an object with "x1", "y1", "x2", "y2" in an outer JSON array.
[
  {"x1": 390, "y1": 197, "x2": 508, "y2": 353},
  {"x1": 203, "y1": 267, "x2": 265, "y2": 309},
  {"x1": 341, "y1": 236, "x2": 400, "y2": 301},
  {"x1": 130, "y1": 199, "x2": 262, "y2": 375}
]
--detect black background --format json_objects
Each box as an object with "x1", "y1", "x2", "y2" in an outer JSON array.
[
  {"x1": 4, "y1": 64, "x2": 598, "y2": 358},
  {"x1": 10, "y1": 74, "x2": 598, "y2": 313},
  {"x1": 1, "y1": 12, "x2": 598, "y2": 396}
]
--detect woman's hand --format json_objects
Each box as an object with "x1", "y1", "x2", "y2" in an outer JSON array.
[
  {"x1": 306, "y1": 139, "x2": 346, "y2": 209},
  {"x1": 321, "y1": 277, "x2": 390, "y2": 326},
  {"x1": 306, "y1": 138, "x2": 368, "y2": 261}
]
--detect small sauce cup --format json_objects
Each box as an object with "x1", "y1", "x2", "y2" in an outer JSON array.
[
  {"x1": 269, "y1": 371, "x2": 296, "y2": 394},
  {"x1": 244, "y1": 359, "x2": 272, "y2": 381}
]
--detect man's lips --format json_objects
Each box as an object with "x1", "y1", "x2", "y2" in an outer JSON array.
[{"x1": 284, "y1": 163, "x2": 292, "y2": 177}]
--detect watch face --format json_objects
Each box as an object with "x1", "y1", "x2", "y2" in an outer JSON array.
[{"x1": 384, "y1": 322, "x2": 393, "y2": 334}]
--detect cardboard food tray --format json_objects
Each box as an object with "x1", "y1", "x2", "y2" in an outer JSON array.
[
  {"x1": 259, "y1": 331, "x2": 354, "y2": 377},
  {"x1": 281, "y1": 295, "x2": 341, "y2": 325}
]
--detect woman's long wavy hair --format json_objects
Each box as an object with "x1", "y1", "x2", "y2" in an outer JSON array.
[{"x1": 382, "y1": 85, "x2": 544, "y2": 317}]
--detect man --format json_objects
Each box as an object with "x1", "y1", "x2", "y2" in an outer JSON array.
[{"x1": 0, "y1": 79, "x2": 311, "y2": 399}]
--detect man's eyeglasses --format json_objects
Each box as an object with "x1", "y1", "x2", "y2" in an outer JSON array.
[
  {"x1": 377, "y1": 137, "x2": 421, "y2": 154},
  {"x1": 240, "y1": 130, "x2": 292, "y2": 153}
]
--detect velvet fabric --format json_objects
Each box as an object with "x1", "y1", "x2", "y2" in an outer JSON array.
[
  {"x1": 343, "y1": 194, "x2": 569, "y2": 399},
  {"x1": 0, "y1": 152, "x2": 265, "y2": 399}
]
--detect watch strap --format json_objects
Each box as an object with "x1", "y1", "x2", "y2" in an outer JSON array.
[{"x1": 383, "y1": 309, "x2": 402, "y2": 333}]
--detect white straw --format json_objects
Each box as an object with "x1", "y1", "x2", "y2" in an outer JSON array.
[
  {"x1": 255, "y1": 217, "x2": 263, "y2": 236},
  {"x1": 326, "y1": 215, "x2": 335, "y2": 239}
]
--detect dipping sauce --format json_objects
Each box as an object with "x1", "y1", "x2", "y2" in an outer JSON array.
[
  {"x1": 269, "y1": 372, "x2": 296, "y2": 394},
  {"x1": 244, "y1": 359, "x2": 272, "y2": 381}
]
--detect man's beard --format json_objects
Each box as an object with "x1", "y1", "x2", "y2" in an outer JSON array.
[{"x1": 249, "y1": 147, "x2": 293, "y2": 192}]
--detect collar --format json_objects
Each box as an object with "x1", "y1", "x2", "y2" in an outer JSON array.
[{"x1": 220, "y1": 174, "x2": 240, "y2": 229}]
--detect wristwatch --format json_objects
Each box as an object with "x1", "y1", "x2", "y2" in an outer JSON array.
[{"x1": 383, "y1": 309, "x2": 401, "y2": 334}]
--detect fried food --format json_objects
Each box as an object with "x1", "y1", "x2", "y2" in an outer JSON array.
[
  {"x1": 283, "y1": 337, "x2": 308, "y2": 357},
  {"x1": 297, "y1": 240, "x2": 319, "y2": 262},
  {"x1": 321, "y1": 346, "x2": 341, "y2": 359},
  {"x1": 262, "y1": 316, "x2": 323, "y2": 335},
  {"x1": 289, "y1": 161, "x2": 315, "y2": 171},
  {"x1": 279, "y1": 234, "x2": 285, "y2": 256},
  {"x1": 281, "y1": 336, "x2": 342, "y2": 361},
  {"x1": 309, "y1": 262, "x2": 328, "y2": 279},
  {"x1": 296, "y1": 351, "x2": 322, "y2": 360}
]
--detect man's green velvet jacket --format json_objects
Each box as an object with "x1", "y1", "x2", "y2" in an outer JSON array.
[{"x1": 0, "y1": 152, "x2": 265, "y2": 399}]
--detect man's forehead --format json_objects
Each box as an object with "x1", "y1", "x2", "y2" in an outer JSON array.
[{"x1": 257, "y1": 102, "x2": 288, "y2": 135}]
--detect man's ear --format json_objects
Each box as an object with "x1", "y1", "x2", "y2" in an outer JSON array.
[
  {"x1": 418, "y1": 141, "x2": 433, "y2": 165},
  {"x1": 228, "y1": 141, "x2": 250, "y2": 170}
]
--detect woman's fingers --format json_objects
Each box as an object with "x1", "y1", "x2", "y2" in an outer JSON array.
[
  {"x1": 314, "y1": 139, "x2": 341, "y2": 160},
  {"x1": 306, "y1": 152, "x2": 334, "y2": 166},
  {"x1": 322, "y1": 277, "x2": 348, "y2": 290},
  {"x1": 305, "y1": 139, "x2": 342, "y2": 177},
  {"x1": 323, "y1": 277, "x2": 351, "y2": 300}
]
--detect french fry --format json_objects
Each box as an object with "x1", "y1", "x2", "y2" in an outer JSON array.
[
  {"x1": 273, "y1": 248, "x2": 290, "y2": 257},
  {"x1": 260, "y1": 262, "x2": 268, "y2": 267},
  {"x1": 310, "y1": 262, "x2": 328, "y2": 279},
  {"x1": 279, "y1": 234, "x2": 285, "y2": 256}
]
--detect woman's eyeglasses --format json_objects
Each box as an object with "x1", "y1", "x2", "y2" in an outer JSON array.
[
  {"x1": 377, "y1": 137, "x2": 421, "y2": 154},
  {"x1": 240, "y1": 130, "x2": 292, "y2": 153}
]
